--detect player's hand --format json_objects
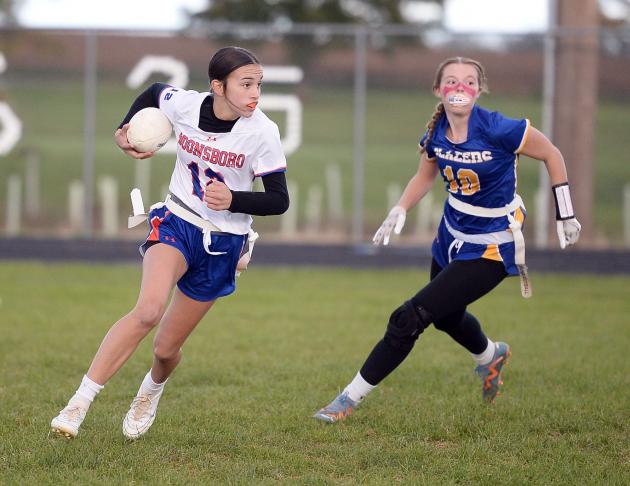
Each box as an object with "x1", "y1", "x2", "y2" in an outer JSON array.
[
  {"x1": 373, "y1": 205, "x2": 406, "y2": 246},
  {"x1": 114, "y1": 125, "x2": 155, "y2": 160},
  {"x1": 204, "y1": 180, "x2": 233, "y2": 211},
  {"x1": 556, "y1": 217, "x2": 581, "y2": 249}
]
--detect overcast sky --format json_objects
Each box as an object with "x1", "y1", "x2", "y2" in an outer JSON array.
[
  {"x1": 17, "y1": 0, "x2": 208, "y2": 30},
  {"x1": 16, "y1": 0, "x2": 550, "y2": 32}
]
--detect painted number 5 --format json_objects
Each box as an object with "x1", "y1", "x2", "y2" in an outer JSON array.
[{"x1": 443, "y1": 165, "x2": 480, "y2": 196}]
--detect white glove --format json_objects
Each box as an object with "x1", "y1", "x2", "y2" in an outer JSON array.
[
  {"x1": 373, "y1": 206, "x2": 406, "y2": 246},
  {"x1": 556, "y1": 218, "x2": 581, "y2": 249}
]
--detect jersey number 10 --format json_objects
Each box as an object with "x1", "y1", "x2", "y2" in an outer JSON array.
[{"x1": 443, "y1": 165, "x2": 480, "y2": 196}]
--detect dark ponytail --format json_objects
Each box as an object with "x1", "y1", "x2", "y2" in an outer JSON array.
[{"x1": 208, "y1": 46, "x2": 260, "y2": 86}]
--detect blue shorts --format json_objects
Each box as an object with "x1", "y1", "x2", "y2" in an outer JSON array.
[
  {"x1": 140, "y1": 205, "x2": 246, "y2": 302},
  {"x1": 432, "y1": 218, "x2": 519, "y2": 276}
]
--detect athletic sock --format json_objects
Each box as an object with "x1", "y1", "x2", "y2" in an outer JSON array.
[
  {"x1": 343, "y1": 371, "x2": 376, "y2": 403},
  {"x1": 472, "y1": 338, "x2": 496, "y2": 366},
  {"x1": 72, "y1": 374, "x2": 104, "y2": 409},
  {"x1": 140, "y1": 369, "x2": 167, "y2": 397}
]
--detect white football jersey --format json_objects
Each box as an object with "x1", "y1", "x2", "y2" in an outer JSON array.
[{"x1": 158, "y1": 86, "x2": 287, "y2": 235}]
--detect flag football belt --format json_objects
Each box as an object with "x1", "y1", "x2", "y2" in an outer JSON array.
[
  {"x1": 127, "y1": 190, "x2": 222, "y2": 233},
  {"x1": 127, "y1": 189, "x2": 258, "y2": 272},
  {"x1": 446, "y1": 194, "x2": 531, "y2": 298},
  {"x1": 164, "y1": 194, "x2": 222, "y2": 234}
]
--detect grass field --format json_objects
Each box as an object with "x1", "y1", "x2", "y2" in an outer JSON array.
[
  {"x1": 1, "y1": 262, "x2": 629, "y2": 484},
  {"x1": 1, "y1": 79, "x2": 629, "y2": 243}
]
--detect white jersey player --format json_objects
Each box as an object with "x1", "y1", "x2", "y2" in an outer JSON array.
[
  {"x1": 160, "y1": 85, "x2": 286, "y2": 235},
  {"x1": 51, "y1": 47, "x2": 289, "y2": 440}
]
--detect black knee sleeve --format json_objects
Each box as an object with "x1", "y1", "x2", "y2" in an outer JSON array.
[{"x1": 384, "y1": 300, "x2": 433, "y2": 350}]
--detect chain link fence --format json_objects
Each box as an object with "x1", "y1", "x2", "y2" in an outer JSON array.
[{"x1": 1, "y1": 25, "x2": 629, "y2": 247}]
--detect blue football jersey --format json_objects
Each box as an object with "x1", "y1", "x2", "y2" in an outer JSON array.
[{"x1": 421, "y1": 105, "x2": 530, "y2": 234}]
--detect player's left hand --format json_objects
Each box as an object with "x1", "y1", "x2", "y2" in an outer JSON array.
[
  {"x1": 556, "y1": 217, "x2": 581, "y2": 249},
  {"x1": 204, "y1": 180, "x2": 232, "y2": 211}
]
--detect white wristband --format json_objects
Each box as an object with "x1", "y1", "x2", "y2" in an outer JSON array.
[{"x1": 552, "y1": 183, "x2": 575, "y2": 220}]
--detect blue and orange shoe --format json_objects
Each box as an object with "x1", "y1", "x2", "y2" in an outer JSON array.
[
  {"x1": 475, "y1": 342, "x2": 511, "y2": 402},
  {"x1": 313, "y1": 391, "x2": 358, "y2": 423}
]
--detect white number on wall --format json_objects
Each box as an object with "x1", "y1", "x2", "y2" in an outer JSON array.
[{"x1": 0, "y1": 53, "x2": 23, "y2": 156}]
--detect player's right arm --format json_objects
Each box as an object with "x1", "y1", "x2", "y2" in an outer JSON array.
[
  {"x1": 118, "y1": 83, "x2": 170, "y2": 129},
  {"x1": 114, "y1": 83, "x2": 170, "y2": 159},
  {"x1": 373, "y1": 153, "x2": 439, "y2": 245},
  {"x1": 397, "y1": 153, "x2": 439, "y2": 211}
]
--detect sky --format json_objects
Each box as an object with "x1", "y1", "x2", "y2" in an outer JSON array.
[
  {"x1": 444, "y1": 0, "x2": 548, "y2": 33},
  {"x1": 16, "y1": 0, "x2": 550, "y2": 33},
  {"x1": 17, "y1": 0, "x2": 209, "y2": 30}
]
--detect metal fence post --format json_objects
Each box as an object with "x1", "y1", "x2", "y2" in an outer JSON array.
[
  {"x1": 536, "y1": 0, "x2": 557, "y2": 248},
  {"x1": 82, "y1": 30, "x2": 98, "y2": 237},
  {"x1": 352, "y1": 26, "x2": 367, "y2": 246}
]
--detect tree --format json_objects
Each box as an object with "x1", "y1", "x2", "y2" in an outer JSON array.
[
  {"x1": 0, "y1": 0, "x2": 22, "y2": 26},
  {"x1": 192, "y1": 0, "x2": 435, "y2": 25},
  {"x1": 598, "y1": 0, "x2": 630, "y2": 26}
]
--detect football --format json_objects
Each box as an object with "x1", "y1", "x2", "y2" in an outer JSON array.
[{"x1": 126, "y1": 107, "x2": 172, "y2": 153}]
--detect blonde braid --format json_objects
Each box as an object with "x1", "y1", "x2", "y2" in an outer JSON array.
[{"x1": 420, "y1": 102, "x2": 445, "y2": 154}]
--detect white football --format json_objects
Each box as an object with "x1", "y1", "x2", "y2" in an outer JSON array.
[{"x1": 127, "y1": 107, "x2": 172, "y2": 153}]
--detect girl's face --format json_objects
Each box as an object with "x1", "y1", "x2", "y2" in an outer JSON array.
[
  {"x1": 434, "y1": 63, "x2": 481, "y2": 110},
  {"x1": 212, "y1": 63, "x2": 263, "y2": 120}
]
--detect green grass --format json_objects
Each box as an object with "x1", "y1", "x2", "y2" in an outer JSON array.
[
  {"x1": 1, "y1": 262, "x2": 629, "y2": 484},
  {"x1": 0, "y1": 79, "x2": 629, "y2": 243}
]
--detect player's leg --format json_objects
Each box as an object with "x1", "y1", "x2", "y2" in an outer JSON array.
[
  {"x1": 426, "y1": 258, "x2": 503, "y2": 352},
  {"x1": 426, "y1": 259, "x2": 511, "y2": 402},
  {"x1": 150, "y1": 289, "x2": 215, "y2": 382},
  {"x1": 51, "y1": 243, "x2": 187, "y2": 439},
  {"x1": 314, "y1": 285, "x2": 435, "y2": 422},
  {"x1": 122, "y1": 289, "x2": 214, "y2": 439},
  {"x1": 434, "y1": 308, "x2": 511, "y2": 402},
  {"x1": 355, "y1": 260, "x2": 506, "y2": 389},
  {"x1": 314, "y1": 258, "x2": 507, "y2": 422},
  {"x1": 87, "y1": 243, "x2": 188, "y2": 384}
]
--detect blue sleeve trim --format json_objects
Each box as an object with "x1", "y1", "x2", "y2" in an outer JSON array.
[
  {"x1": 255, "y1": 167, "x2": 287, "y2": 177},
  {"x1": 153, "y1": 83, "x2": 171, "y2": 107}
]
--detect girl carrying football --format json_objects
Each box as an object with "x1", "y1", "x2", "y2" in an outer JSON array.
[
  {"x1": 314, "y1": 56, "x2": 581, "y2": 423},
  {"x1": 51, "y1": 46, "x2": 289, "y2": 439}
]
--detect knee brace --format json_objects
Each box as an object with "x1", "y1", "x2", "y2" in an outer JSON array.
[{"x1": 384, "y1": 300, "x2": 433, "y2": 350}]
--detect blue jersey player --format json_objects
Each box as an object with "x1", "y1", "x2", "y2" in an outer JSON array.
[{"x1": 314, "y1": 57, "x2": 581, "y2": 423}]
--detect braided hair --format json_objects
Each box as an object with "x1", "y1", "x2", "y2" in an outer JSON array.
[
  {"x1": 420, "y1": 57, "x2": 489, "y2": 154},
  {"x1": 420, "y1": 102, "x2": 445, "y2": 154}
]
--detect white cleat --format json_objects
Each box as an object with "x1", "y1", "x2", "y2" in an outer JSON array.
[
  {"x1": 122, "y1": 394, "x2": 162, "y2": 440},
  {"x1": 50, "y1": 404, "x2": 87, "y2": 439}
]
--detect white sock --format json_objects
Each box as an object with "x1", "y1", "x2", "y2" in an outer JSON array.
[
  {"x1": 71, "y1": 374, "x2": 104, "y2": 408},
  {"x1": 343, "y1": 372, "x2": 376, "y2": 403},
  {"x1": 472, "y1": 338, "x2": 496, "y2": 366},
  {"x1": 139, "y1": 369, "x2": 167, "y2": 397}
]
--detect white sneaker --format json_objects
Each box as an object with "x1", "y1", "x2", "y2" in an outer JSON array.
[
  {"x1": 122, "y1": 393, "x2": 162, "y2": 440},
  {"x1": 50, "y1": 403, "x2": 88, "y2": 439}
]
